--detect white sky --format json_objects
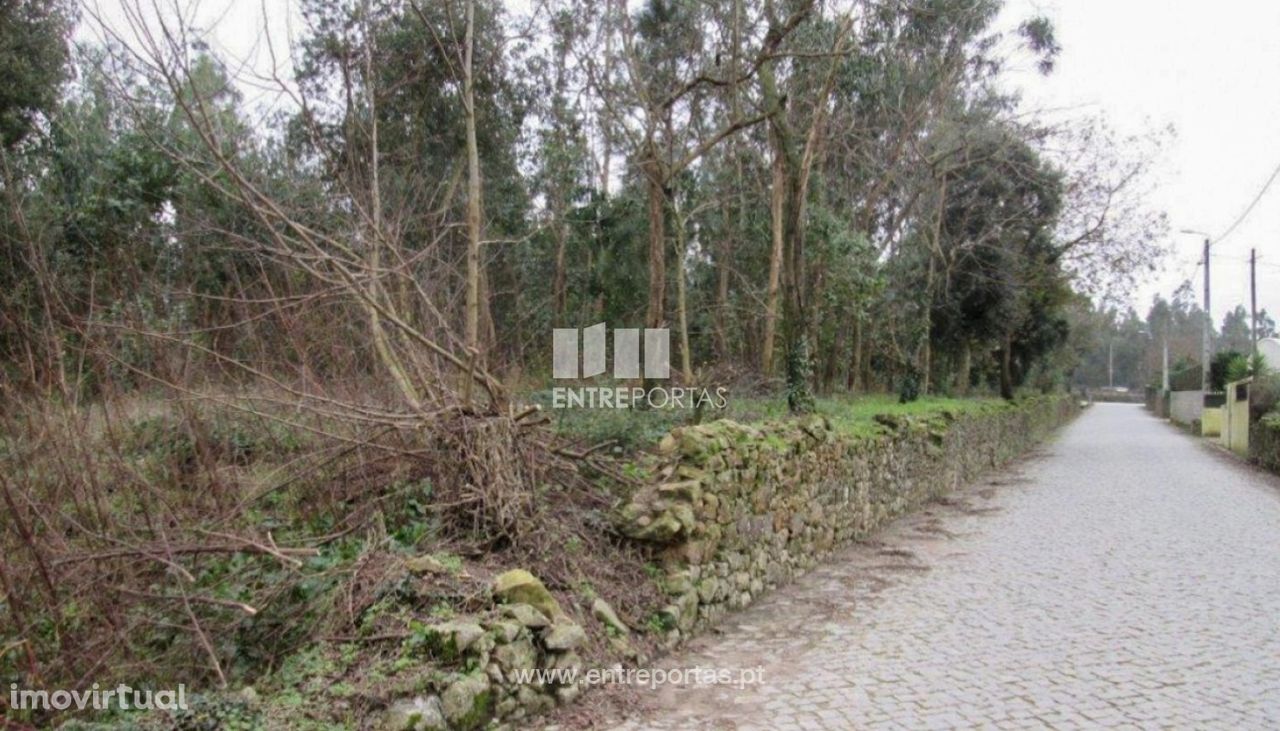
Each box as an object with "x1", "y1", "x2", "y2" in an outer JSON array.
[
  {"x1": 82, "y1": 0, "x2": 1280, "y2": 328},
  {"x1": 999, "y1": 0, "x2": 1280, "y2": 325}
]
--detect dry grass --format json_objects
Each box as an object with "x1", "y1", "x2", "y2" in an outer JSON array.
[{"x1": 0, "y1": 380, "x2": 671, "y2": 727}]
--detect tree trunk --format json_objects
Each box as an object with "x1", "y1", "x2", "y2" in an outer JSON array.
[
  {"x1": 599, "y1": 0, "x2": 615, "y2": 195},
  {"x1": 1000, "y1": 334, "x2": 1014, "y2": 400},
  {"x1": 847, "y1": 317, "x2": 862, "y2": 392},
  {"x1": 714, "y1": 234, "x2": 731, "y2": 360},
  {"x1": 758, "y1": 18, "x2": 847, "y2": 412},
  {"x1": 920, "y1": 338, "x2": 932, "y2": 395},
  {"x1": 921, "y1": 175, "x2": 945, "y2": 396},
  {"x1": 552, "y1": 211, "x2": 568, "y2": 320},
  {"x1": 463, "y1": 0, "x2": 484, "y2": 362},
  {"x1": 551, "y1": 33, "x2": 570, "y2": 321},
  {"x1": 713, "y1": 188, "x2": 734, "y2": 361},
  {"x1": 644, "y1": 156, "x2": 666, "y2": 331},
  {"x1": 713, "y1": 0, "x2": 742, "y2": 364},
  {"x1": 674, "y1": 212, "x2": 693, "y2": 382},
  {"x1": 761, "y1": 145, "x2": 785, "y2": 374},
  {"x1": 780, "y1": 164, "x2": 815, "y2": 413},
  {"x1": 822, "y1": 312, "x2": 842, "y2": 393},
  {"x1": 363, "y1": 19, "x2": 420, "y2": 411},
  {"x1": 479, "y1": 260, "x2": 496, "y2": 360},
  {"x1": 862, "y1": 320, "x2": 874, "y2": 390},
  {"x1": 920, "y1": 252, "x2": 935, "y2": 395},
  {"x1": 956, "y1": 339, "x2": 971, "y2": 396}
]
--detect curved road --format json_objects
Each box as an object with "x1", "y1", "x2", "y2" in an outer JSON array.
[{"x1": 609, "y1": 404, "x2": 1280, "y2": 729}]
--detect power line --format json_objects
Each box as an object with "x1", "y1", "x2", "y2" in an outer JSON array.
[
  {"x1": 1214, "y1": 158, "x2": 1280, "y2": 245},
  {"x1": 1212, "y1": 252, "x2": 1280, "y2": 270}
]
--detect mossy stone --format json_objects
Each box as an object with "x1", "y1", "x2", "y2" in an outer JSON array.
[
  {"x1": 441, "y1": 672, "x2": 493, "y2": 731},
  {"x1": 491, "y1": 570, "x2": 562, "y2": 620}
]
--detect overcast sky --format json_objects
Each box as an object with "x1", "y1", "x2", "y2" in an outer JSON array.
[
  {"x1": 999, "y1": 0, "x2": 1280, "y2": 326},
  {"x1": 83, "y1": 0, "x2": 1280, "y2": 329}
]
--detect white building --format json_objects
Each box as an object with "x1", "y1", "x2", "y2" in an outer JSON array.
[{"x1": 1261, "y1": 338, "x2": 1280, "y2": 372}]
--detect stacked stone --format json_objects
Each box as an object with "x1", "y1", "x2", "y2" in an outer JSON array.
[
  {"x1": 382, "y1": 396, "x2": 1078, "y2": 729},
  {"x1": 383, "y1": 570, "x2": 595, "y2": 730},
  {"x1": 617, "y1": 396, "x2": 1077, "y2": 648}
]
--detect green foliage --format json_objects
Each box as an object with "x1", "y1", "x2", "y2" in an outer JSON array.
[
  {"x1": 168, "y1": 693, "x2": 263, "y2": 731},
  {"x1": 807, "y1": 200, "x2": 883, "y2": 390},
  {"x1": 646, "y1": 611, "x2": 677, "y2": 634},
  {"x1": 0, "y1": 0, "x2": 1163, "y2": 706},
  {"x1": 1018, "y1": 16, "x2": 1062, "y2": 74},
  {"x1": 1210, "y1": 350, "x2": 1246, "y2": 392},
  {"x1": 785, "y1": 334, "x2": 817, "y2": 414},
  {"x1": 123, "y1": 410, "x2": 310, "y2": 471},
  {"x1": 1224, "y1": 354, "x2": 1252, "y2": 385},
  {"x1": 0, "y1": 0, "x2": 71, "y2": 148},
  {"x1": 1253, "y1": 410, "x2": 1280, "y2": 475},
  {"x1": 547, "y1": 394, "x2": 687, "y2": 452},
  {"x1": 382, "y1": 478, "x2": 438, "y2": 547},
  {"x1": 1168, "y1": 360, "x2": 1202, "y2": 392},
  {"x1": 898, "y1": 369, "x2": 921, "y2": 404},
  {"x1": 1249, "y1": 372, "x2": 1280, "y2": 422},
  {"x1": 550, "y1": 391, "x2": 1004, "y2": 450},
  {"x1": 1220, "y1": 305, "x2": 1254, "y2": 354},
  {"x1": 923, "y1": 123, "x2": 1069, "y2": 396}
]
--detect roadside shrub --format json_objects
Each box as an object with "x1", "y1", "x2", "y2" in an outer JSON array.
[
  {"x1": 1224, "y1": 355, "x2": 1252, "y2": 385},
  {"x1": 1251, "y1": 411, "x2": 1280, "y2": 474},
  {"x1": 898, "y1": 370, "x2": 921, "y2": 403},
  {"x1": 1251, "y1": 373, "x2": 1280, "y2": 422},
  {"x1": 1169, "y1": 363, "x2": 1202, "y2": 391},
  {"x1": 1210, "y1": 350, "x2": 1246, "y2": 391}
]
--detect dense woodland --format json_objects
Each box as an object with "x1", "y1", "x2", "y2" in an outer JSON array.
[
  {"x1": 0, "y1": 0, "x2": 1187, "y2": 715},
  {"x1": 1076, "y1": 292, "x2": 1276, "y2": 393},
  {"x1": 1, "y1": 0, "x2": 1169, "y2": 406}
]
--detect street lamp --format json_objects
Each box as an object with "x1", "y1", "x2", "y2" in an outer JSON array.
[
  {"x1": 1179, "y1": 229, "x2": 1212, "y2": 392},
  {"x1": 1135, "y1": 324, "x2": 1160, "y2": 392}
]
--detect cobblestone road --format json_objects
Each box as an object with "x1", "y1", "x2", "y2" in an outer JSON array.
[{"x1": 608, "y1": 404, "x2": 1280, "y2": 729}]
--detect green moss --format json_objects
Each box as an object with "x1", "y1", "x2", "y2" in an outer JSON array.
[
  {"x1": 646, "y1": 611, "x2": 677, "y2": 634},
  {"x1": 442, "y1": 673, "x2": 493, "y2": 731},
  {"x1": 168, "y1": 692, "x2": 264, "y2": 731},
  {"x1": 552, "y1": 392, "x2": 1005, "y2": 453}
]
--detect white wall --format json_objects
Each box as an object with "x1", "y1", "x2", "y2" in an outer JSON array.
[
  {"x1": 1261, "y1": 338, "x2": 1280, "y2": 371},
  {"x1": 1170, "y1": 390, "x2": 1205, "y2": 425}
]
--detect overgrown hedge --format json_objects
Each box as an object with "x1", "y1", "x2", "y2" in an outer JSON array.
[{"x1": 1251, "y1": 412, "x2": 1280, "y2": 475}]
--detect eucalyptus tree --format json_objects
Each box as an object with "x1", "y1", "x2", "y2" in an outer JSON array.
[
  {"x1": 754, "y1": 2, "x2": 846, "y2": 411},
  {"x1": 0, "y1": 0, "x2": 71, "y2": 150},
  {"x1": 0, "y1": 0, "x2": 72, "y2": 388},
  {"x1": 593, "y1": 0, "x2": 807, "y2": 368},
  {"x1": 537, "y1": 8, "x2": 593, "y2": 321},
  {"x1": 293, "y1": 0, "x2": 532, "y2": 368},
  {"x1": 923, "y1": 122, "x2": 1067, "y2": 398}
]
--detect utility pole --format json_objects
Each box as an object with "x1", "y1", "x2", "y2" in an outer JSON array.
[
  {"x1": 1107, "y1": 339, "x2": 1114, "y2": 389},
  {"x1": 1251, "y1": 247, "x2": 1259, "y2": 358},
  {"x1": 1162, "y1": 334, "x2": 1169, "y2": 392},
  {"x1": 1203, "y1": 237, "x2": 1212, "y2": 392}
]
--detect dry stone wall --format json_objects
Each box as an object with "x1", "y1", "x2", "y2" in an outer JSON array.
[
  {"x1": 379, "y1": 396, "x2": 1077, "y2": 730},
  {"x1": 618, "y1": 396, "x2": 1079, "y2": 645}
]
